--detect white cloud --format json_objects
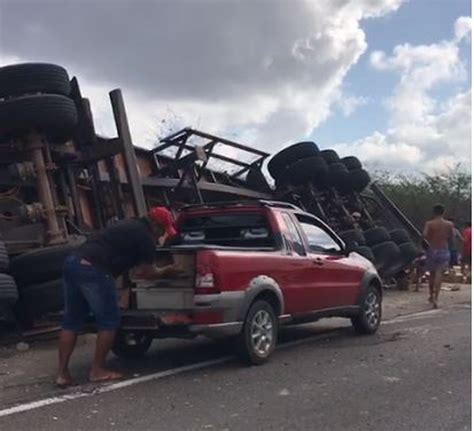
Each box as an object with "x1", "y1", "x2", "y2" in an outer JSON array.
[
  {"x1": 0, "y1": 0, "x2": 404, "y2": 150},
  {"x1": 454, "y1": 16, "x2": 472, "y2": 42},
  {"x1": 337, "y1": 16, "x2": 471, "y2": 173},
  {"x1": 337, "y1": 94, "x2": 369, "y2": 117}
]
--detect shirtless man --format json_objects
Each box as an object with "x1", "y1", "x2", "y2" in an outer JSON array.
[{"x1": 423, "y1": 204, "x2": 454, "y2": 308}]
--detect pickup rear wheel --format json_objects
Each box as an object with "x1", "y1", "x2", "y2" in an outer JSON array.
[
  {"x1": 351, "y1": 286, "x2": 381, "y2": 335},
  {"x1": 236, "y1": 300, "x2": 277, "y2": 365},
  {"x1": 112, "y1": 331, "x2": 153, "y2": 359}
]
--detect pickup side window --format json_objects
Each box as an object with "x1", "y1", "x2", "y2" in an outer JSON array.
[
  {"x1": 281, "y1": 213, "x2": 305, "y2": 256},
  {"x1": 296, "y1": 215, "x2": 343, "y2": 255},
  {"x1": 179, "y1": 213, "x2": 275, "y2": 248}
]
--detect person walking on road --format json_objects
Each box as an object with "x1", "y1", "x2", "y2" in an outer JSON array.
[
  {"x1": 56, "y1": 207, "x2": 178, "y2": 387},
  {"x1": 461, "y1": 221, "x2": 471, "y2": 280},
  {"x1": 423, "y1": 204, "x2": 454, "y2": 309}
]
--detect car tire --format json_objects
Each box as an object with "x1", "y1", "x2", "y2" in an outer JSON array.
[
  {"x1": 16, "y1": 278, "x2": 64, "y2": 319},
  {"x1": 341, "y1": 156, "x2": 362, "y2": 171},
  {"x1": 0, "y1": 63, "x2": 71, "y2": 98},
  {"x1": 389, "y1": 229, "x2": 410, "y2": 244},
  {"x1": 0, "y1": 94, "x2": 78, "y2": 141},
  {"x1": 236, "y1": 300, "x2": 277, "y2": 365},
  {"x1": 354, "y1": 246, "x2": 375, "y2": 262},
  {"x1": 267, "y1": 141, "x2": 319, "y2": 179},
  {"x1": 364, "y1": 227, "x2": 390, "y2": 246},
  {"x1": 371, "y1": 241, "x2": 401, "y2": 276},
  {"x1": 349, "y1": 169, "x2": 371, "y2": 193},
  {"x1": 277, "y1": 156, "x2": 328, "y2": 188},
  {"x1": 351, "y1": 285, "x2": 382, "y2": 335},
  {"x1": 0, "y1": 273, "x2": 18, "y2": 304},
  {"x1": 9, "y1": 244, "x2": 78, "y2": 287},
  {"x1": 112, "y1": 331, "x2": 153, "y2": 359},
  {"x1": 0, "y1": 241, "x2": 9, "y2": 272},
  {"x1": 339, "y1": 229, "x2": 366, "y2": 246},
  {"x1": 319, "y1": 149, "x2": 340, "y2": 164}
]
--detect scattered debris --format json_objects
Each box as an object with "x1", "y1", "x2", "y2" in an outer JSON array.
[{"x1": 15, "y1": 342, "x2": 29, "y2": 352}]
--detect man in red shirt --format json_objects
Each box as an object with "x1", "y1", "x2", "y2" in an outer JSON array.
[{"x1": 461, "y1": 221, "x2": 471, "y2": 279}]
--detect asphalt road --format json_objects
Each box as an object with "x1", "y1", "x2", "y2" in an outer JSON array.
[{"x1": 0, "y1": 303, "x2": 470, "y2": 431}]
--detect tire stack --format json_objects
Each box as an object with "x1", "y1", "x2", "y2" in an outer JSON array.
[
  {"x1": 389, "y1": 229, "x2": 418, "y2": 269},
  {"x1": 0, "y1": 63, "x2": 78, "y2": 142},
  {"x1": 0, "y1": 240, "x2": 18, "y2": 325},
  {"x1": 267, "y1": 142, "x2": 328, "y2": 189},
  {"x1": 9, "y1": 244, "x2": 78, "y2": 327},
  {"x1": 268, "y1": 143, "x2": 372, "y2": 196},
  {"x1": 339, "y1": 229, "x2": 375, "y2": 263}
]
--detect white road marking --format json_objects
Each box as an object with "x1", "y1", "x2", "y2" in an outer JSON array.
[
  {"x1": 0, "y1": 357, "x2": 232, "y2": 418},
  {"x1": 0, "y1": 306, "x2": 461, "y2": 419},
  {"x1": 382, "y1": 309, "x2": 442, "y2": 325}
]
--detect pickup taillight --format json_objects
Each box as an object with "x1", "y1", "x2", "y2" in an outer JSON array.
[{"x1": 195, "y1": 259, "x2": 220, "y2": 294}]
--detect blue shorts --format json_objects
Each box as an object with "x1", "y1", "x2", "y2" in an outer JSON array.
[
  {"x1": 61, "y1": 255, "x2": 120, "y2": 332},
  {"x1": 426, "y1": 248, "x2": 450, "y2": 273}
]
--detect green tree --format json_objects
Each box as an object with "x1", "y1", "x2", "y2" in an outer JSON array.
[{"x1": 373, "y1": 165, "x2": 471, "y2": 230}]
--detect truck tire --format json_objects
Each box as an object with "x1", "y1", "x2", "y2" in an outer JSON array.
[
  {"x1": 319, "y1": 149, "x2": 339, "y2": 164},
  {"x1": 350, "y1": 169, "x2": 371, "y2": 193},
  {"x1": 351, "y1": 285, "x2": 381, "y2": 335},
  {"x1": 236, "y1": 300, "x2": 277, "y2": 365},
  {"x1": 0, "y1": 273, "x2": 18, "y2": 304},
  {"x1": 246, "y1": 166, "x2": 271, "y2": 193},
  {"x1": 0, "y1": 63, "x2": 71, "y2": 98},
  {"x1": 341, "y1": 156, "x2": 362, "y2": 171},
  {"x1": 112, "y1": 331, "x2": 153, "y2": 359},
  {"x1": 354, "y1": 246, "x2": 375, "y2": 262},
  {"x1": 398, "y1": 241, "x2": 418, "y2": 265},
  {"x1": 9, "y1": 244, "x2": 78, "y2": 287},
  {"x1": 0, "y1": 94, "x2": 78, "y2": 141},
  {"x1": 389, "y1": 229, "x2": 410, "y2": 244},
  {"x1": 371, "y1": 241, "x2": 401, "y2": 276},
  {"x1": 277, "y1": 156, "x2": 328, "y2": 187},
  {"x1": 327, "y1": 162, "x2": 351, "y2": 193},
  {"x1": 16, "y1": 278, "x2": 64, "y2": 318},
  {"x1": 364, "y1": 227, "x2": 390, "y2": 246},
  {"x1": 339, "y1": 229, "x2": 366, "y2": 246},
  {"x1": 267, "y1": 142, "x2": 319, "y2": 179},
  {"x1": 0, "y1": 241, "x2": 8, "y2": 272}
]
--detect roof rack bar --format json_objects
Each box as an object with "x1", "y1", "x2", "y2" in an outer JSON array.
[
  {"x1": 155, "y1": 142, "x2": 252, "y2": 169},
  {"x1": 179, "y1": 199, "x2": 302, "y2": 212},
  {"x1": 186, "y1": 128, "x2": 270, "y2": 158}
]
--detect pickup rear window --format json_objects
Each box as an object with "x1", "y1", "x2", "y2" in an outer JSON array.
[{"x1": 178, "y1": 213, "x2": 275, "y2": 248}]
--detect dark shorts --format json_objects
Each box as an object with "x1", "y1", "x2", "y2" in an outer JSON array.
[
  {"x1": 449, "y1": 250, "x2": 458, "y2": 267},
  {"x1": 426, "y1": 248, "x2": 450, "y2": 272},
  {"x1": 61, "y1": 255, "x2": 120, "y2": 332}
]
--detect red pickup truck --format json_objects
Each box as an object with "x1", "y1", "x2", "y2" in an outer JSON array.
[{"x1": 115, "y1": 200, "x2": 382, "y2": 365}]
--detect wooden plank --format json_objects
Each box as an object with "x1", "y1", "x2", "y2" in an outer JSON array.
[{"x1": 109, "y1": 89, "x2": 148, "y2": 217}]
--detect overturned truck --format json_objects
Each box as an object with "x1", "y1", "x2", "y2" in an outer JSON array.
[{"x1": 0, "y1": 63, "x2": 421, "y2": 330}]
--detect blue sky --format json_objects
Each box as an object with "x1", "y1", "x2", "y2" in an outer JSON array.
[{"x1": 315, "y1": 0, "x2": 471, "y2": 150}]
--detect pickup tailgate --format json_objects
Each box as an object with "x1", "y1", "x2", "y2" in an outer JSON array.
[{"x1": 132, "y1": 248, "x2": 196, "y2": 310}]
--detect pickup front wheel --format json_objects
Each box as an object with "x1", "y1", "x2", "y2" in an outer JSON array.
[
  {"x1": 236, "y1": 300, "x2": 278, "y2": 365},
  {"x1": 351, "y1": 286, "x2": 382, "y2": 335}
]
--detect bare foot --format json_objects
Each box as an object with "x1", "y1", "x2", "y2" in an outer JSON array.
[
  {"x1": 89, "y1": 368, "x2": 123, "y2": 383},
  {"x1": 432, "y1": 301, "x2": 438, "y2": 309},
  {"x1": 56, "y1": 372, "x2": 74, "y2": 388}
]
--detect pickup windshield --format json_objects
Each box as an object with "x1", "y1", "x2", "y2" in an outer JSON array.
[{"x1": 178, "y1": 212, "x2": 275, "y2": 248}]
